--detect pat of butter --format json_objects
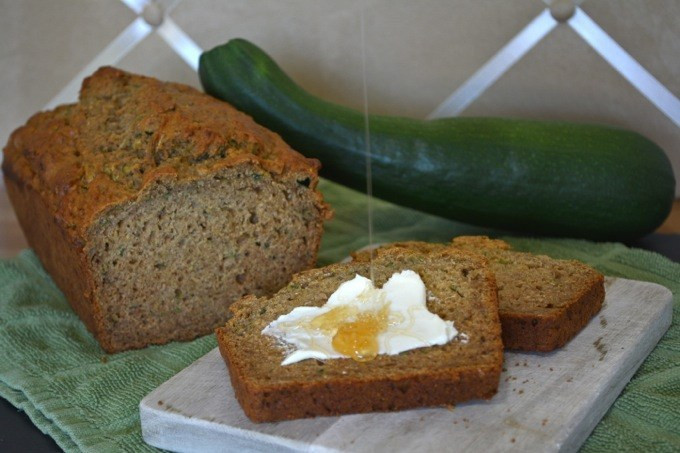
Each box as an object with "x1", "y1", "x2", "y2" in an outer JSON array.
[{"x1": 262, "y1": 270, "x2": 458, "y2": 365}]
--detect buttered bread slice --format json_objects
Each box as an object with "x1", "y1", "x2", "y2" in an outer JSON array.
[
  {"x1": 353, "y1": 236, "x2": 605, "y2": 351},
  {"x1": 216, "y1": 247, "x2": 503, "y2": 422}
]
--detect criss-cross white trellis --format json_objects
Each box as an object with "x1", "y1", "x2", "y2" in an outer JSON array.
[{"x1": 46, "y1": 0, "x2": 680, "y2": 131}]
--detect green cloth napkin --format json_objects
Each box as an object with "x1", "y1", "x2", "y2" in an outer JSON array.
[{"x1": 0, "y1": 179, "x2": 678, "y2": 452}]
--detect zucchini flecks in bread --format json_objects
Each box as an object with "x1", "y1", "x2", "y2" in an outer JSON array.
[
  {"x1": 87, "y1": 165, "x2": 325, "y2": 351},
  {"x1": 199, "y1": 38, "x2": 675, "y2": 240},
  {"x1": 216, "y1": 248, "x2": 503, "y2": 422}
]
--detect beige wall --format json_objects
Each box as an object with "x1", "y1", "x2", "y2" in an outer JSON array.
[{"x1": 1, "y1": 0, "x2": 678, "y2": 195}]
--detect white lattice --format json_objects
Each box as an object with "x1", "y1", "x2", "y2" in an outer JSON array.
[{"x1": 45, "y1": 0, "x2": 680, "y2": 167}]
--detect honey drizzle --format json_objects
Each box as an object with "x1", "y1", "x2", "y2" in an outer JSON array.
[
  {"x1": 308, "y1": 304, "x2": 391, "y2": 362},
  {"x1": 305, "y1": 286, "x2": 392, "y2": 362},
  {"x1": 360, "y1": 4, "x2": 375, "y2": 283}
]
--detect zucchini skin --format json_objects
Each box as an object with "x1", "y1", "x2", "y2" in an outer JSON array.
[{"x1": 199, "y1": 38, "x2": 675, "y2": 240}]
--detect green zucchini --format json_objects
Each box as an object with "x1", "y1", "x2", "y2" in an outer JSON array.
[{"x1": 199, "y1": 38, "x2": 675, "y2": 240}]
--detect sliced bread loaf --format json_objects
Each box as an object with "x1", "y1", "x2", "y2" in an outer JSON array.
[
  {"x1": 353, "y1": 236, "x2": 605, "y2": 351},
  {"x1": 2, "y1": 67, "x2": 331, "y2": 352},
  {"x1": 216, "y1": 247, "x2": 503, "y2": 422}
]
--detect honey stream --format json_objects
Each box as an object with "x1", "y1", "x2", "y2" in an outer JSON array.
[
  {"x1": 360, "y1": 4, "x2": 375, "y2": 282},
  {"x1": 298, "y1": 5, "x2": 383, "y2": 363}
]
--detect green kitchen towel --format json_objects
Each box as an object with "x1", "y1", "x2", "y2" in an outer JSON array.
[{"x1": 0, "y1": 179, "x2": 678, "y2": 452}]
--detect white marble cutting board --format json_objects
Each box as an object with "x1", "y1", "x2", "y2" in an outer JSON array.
[{"x1": 140, "y1": 277, "x2": 673, "y2": 453}]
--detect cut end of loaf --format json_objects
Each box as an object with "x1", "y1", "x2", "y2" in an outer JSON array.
[{"x1": 87, "y1": 163, "x2": 325, "y2": 352}]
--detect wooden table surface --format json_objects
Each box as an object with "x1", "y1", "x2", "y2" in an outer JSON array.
[{"x1": 0, "y1": 181, "x2": 678, "y2": 258}]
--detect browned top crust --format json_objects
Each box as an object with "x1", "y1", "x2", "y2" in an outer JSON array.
[
  {"x1": 2, "y1": 67, "x2": 327, "y2": 238},
  {"x1": 450, "y1": 235, "x2": 511, "y2": 251}
]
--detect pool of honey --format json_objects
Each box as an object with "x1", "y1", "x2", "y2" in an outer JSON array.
[{"x1": 308, "y1": 304, "x2": 391, "y2": 362}]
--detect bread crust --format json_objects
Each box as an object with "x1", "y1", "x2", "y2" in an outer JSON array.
[{"x1": 4, "y1": 174, "x2": 106, "y2": 343}]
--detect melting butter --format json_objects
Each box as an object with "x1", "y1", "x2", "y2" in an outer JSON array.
[{"x1": 262, "y1": 270, "x2": 459, "y2": 365}]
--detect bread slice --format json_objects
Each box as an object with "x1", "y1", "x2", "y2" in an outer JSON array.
[
  {"x1": 353, "y1": 236, "x2": 605, "y2": 351},
  {"x1": 2, "y1": 67, "x2": 331, "y2": 352},
  {"x1": 216, "y1": 247, "x2": 503, "y2": 422}
]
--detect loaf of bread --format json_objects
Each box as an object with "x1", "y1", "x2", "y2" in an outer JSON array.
[
  {"x1": 353, "y1": 236, "x2": 605, "y2": 351},
  {"x1": 2, "y1": 67, "x2": 331, "y2": 353},
  {"x1": 216, "y1": 247, "x2": 503, "y2": 422}
]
